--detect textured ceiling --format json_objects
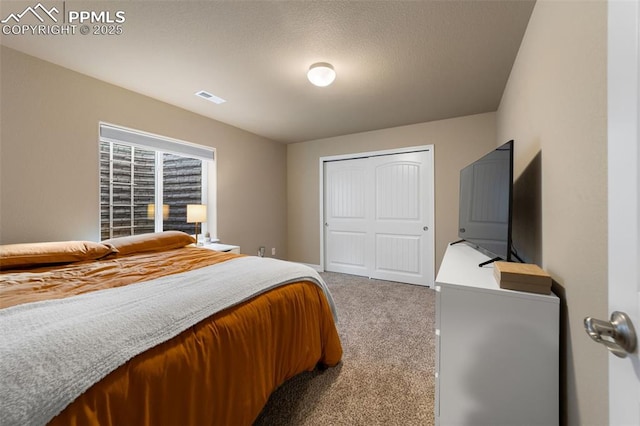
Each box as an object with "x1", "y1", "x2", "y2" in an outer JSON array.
[{"x1": 0, "y1": 0, "x2": 535, "y2": 143}]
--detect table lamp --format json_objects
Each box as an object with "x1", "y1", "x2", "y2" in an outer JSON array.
[
  {"x1": 187, "y1": 204, "x2": 207, "y2": 246},
  {"x1": 147, "y1": 204, "x2": 170, "y2": 220}
]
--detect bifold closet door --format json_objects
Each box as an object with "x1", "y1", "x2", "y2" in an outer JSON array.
[{"x1": 324, "y1": 150, "x2": 432, "y2": 286}]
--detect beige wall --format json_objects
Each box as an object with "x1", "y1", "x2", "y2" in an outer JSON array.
[
  {"x1": 0, "y1": 47, "x2": 288, "y2": 258},
  {"x1": 287, "y1": 112, "x2": 497, "y2": 272},
  {"x1": 496, "y1": 1, "x2": 607, "y2": 424}
]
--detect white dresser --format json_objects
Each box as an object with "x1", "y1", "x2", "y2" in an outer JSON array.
[{"x1": 435, "y1": 242, "x2": 559, "y2": 426}]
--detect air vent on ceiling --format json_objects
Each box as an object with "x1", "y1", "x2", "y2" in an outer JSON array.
[{"x1": 195, "y1": 90, "x2": 226, "y2": 104}]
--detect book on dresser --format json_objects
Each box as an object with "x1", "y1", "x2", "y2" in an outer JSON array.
[{"x1": 493, "y1": 261, "x2": 552, "y2": 295}]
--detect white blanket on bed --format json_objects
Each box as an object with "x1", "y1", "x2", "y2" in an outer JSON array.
[{"x1": 0, "y1": 256, "x2": 336, "y2": 426}]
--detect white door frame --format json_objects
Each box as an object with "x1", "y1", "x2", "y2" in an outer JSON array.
[
  {"x1": 319, "y1": 145, "x2": 435, "y2": 285},
  {"x1": 608, "y1": 0, "x2": 639, "y2": 423}
]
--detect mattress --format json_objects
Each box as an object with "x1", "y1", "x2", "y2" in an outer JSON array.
[{"x1": 0, "y1": 240, "x2": 342, "y2": 425}]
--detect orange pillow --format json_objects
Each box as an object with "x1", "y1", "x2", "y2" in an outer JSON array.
[
  {"x1": 0, "y1": 241, "x2": 117, "y2": 270},
  {"x1": 102, "y1": 231, "x2": 195, "y2": 256}
]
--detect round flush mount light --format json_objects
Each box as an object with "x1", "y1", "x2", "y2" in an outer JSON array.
[{"x1": 307, "y1": 62, "x2": 336, "y2": 87}]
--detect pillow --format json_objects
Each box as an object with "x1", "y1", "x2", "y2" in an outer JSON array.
[
  {"x1": 0, "y1": 241, "x2": 117, "y2": 270},
  {"x1": 102, "y1": 231, "x2": 195, "y2": 256}
]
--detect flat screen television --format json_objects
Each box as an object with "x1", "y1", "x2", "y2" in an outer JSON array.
[{"x1": 457, "y1": 140, "x2": 514, "y2": 266}]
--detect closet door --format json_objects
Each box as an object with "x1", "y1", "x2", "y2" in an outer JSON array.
[
  {"x1": 324, "y1": 150, "x2": 433, "y2": 286},
  {"x1": 324, "y1": 158, "x2": 372, "y2": 277},
  {"x1": 370, "y1": 151, "x2": 432, "y2": 285}
]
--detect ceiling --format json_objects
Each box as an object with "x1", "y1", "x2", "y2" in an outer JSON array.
[{"x1": 0, "y1": 0, "x2": 536, "y2": 144}]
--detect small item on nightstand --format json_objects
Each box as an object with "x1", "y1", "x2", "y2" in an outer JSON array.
[{"x1": 493, "y1": 261, "x2": 552, "y2": 295}]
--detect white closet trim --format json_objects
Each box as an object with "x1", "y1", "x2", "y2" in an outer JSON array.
[{"x1": 319, "y1": 144, "x2": 435, "y2": 286}]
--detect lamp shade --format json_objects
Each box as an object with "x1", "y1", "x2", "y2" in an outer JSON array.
[
  {"x1": 147, "y1": 204, "x2": 170, "y2": 220},
  {"x1": 307, "y1": 62, "x2": 336, "y2": 87},
  {"x1": 187, "y1": 204, "x2": 207, "y2": 223}
]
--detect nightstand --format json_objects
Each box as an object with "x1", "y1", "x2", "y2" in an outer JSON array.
[{"x1": 201, "y1": 242, "x2": 241, "y2": 254}]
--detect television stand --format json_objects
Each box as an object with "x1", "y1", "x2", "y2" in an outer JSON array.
[
  {"x1": 478, "y1": 256, "x2": 502, "y2": 267},
  {"x1": 511, "y1": 249, "x2": 524, "y2": 263},
  {"x1": 450, "y1": 239, "x2": 525, "y2": 266},
  {"x1": 478, "y1": 249, "x2": 525, "y2": 267}
]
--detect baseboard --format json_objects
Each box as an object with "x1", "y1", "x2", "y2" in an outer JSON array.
[{"x1": 299, "y1": 263, "x2": 324, "y2": 272}]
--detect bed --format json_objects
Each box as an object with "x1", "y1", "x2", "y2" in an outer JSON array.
[{"x1": 0, "y1": 231, "x2": 343, "y2": 426}]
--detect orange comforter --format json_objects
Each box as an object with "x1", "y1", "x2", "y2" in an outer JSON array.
[{"x1": 0, "y1": 248, "x2": 342, "y2": 425}]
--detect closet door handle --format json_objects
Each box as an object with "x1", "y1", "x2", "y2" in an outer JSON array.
[{"x1": 584, "y1": 311, "x2": 637, "y2": 358}]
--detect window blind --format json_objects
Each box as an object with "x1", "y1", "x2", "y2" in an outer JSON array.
[{"x1": 99, "y1": 123, "x2": 215, "y2": 161}]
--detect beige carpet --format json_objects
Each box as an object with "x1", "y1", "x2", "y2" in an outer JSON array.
[{"x1": 254, "y1": 272, "x2": 436, "y2": 425}]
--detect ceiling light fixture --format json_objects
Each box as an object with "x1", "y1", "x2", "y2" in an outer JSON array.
[{"x1": 307, "y1": 62, "x2": 336, "y2": 87}]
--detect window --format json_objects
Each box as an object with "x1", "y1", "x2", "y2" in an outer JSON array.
[{"x1": 99, "y1": 123, "x2": 215, "y2": 241}]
